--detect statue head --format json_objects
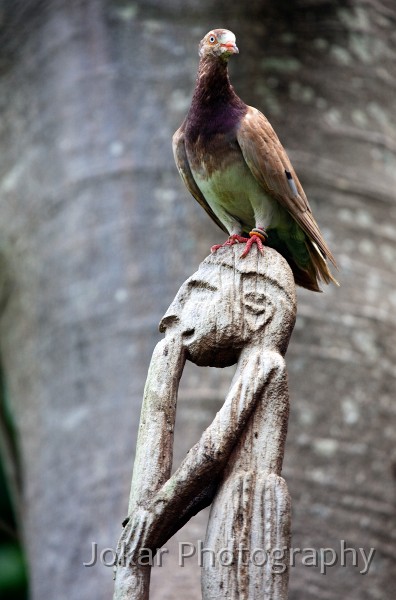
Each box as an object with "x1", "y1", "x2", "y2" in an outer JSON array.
[{"x1": 159, "y1": 247, "x2": 296, "y2": 367}]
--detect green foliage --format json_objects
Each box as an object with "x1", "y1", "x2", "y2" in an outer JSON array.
[
  {"x1": 0, "y1": 457, "x2": 28, "y2": 600},
  {"x1": 0, "y1": 380, "x2": 28, "y2": 600}
]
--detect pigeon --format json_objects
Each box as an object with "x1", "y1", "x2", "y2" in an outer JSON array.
[{"x1": 173, "y1": 28, "x2": 338, "y2": 291}]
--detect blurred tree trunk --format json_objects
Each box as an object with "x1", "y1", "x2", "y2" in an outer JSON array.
[
  {"x1": 0, "y1": 1, "x2": 395, "y2": 600},
  {"x1": 250, "y1": 3, "x2": 396, "y2": 599}
]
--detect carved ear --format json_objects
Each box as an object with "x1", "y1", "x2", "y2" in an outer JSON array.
[{"x1": 243, "y1": 291, "x2": 273, "y2": 316}]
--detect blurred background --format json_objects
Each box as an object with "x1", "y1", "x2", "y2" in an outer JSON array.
[{"x1": 0, "y1": 0, "x2": 395, "y2": 598}]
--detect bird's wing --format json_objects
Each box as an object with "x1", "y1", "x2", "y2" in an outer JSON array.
[
  {"x1": 236, "y1": 106, "x2": 336, "y2": 266},
  {"x1": 172, "y1": 123, "x2": 228, "y2": 234}
]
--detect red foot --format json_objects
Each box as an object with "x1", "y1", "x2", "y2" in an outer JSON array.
[
  {"x1": 211, "y1": 234, "x2": 249, "y2": 253},
  {"x1": 240, "y1": 234, "x2": 265, "y2": 258}
]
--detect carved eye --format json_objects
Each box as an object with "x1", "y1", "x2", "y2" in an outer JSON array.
[{"x1": 208, "y1": 34, "x2": 216, "y2": 44}]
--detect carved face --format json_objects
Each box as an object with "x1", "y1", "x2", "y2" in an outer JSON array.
[{"x1": 159, "y1": 263, "x2": 277, "y2": 367}]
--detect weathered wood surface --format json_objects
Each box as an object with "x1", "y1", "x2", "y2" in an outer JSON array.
[{"x1": 113, "y1": 244, "x2": 296, "y2": 599}]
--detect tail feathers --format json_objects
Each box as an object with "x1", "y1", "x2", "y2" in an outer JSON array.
[
  {"x1": 285, "y1": 256, "x2": 321, "y2": 292},
  {"x1": 265, "y1": 230, "x2": 339, "y2": 291},
  {"x1": 281, "y1": 240, "x2": 339, "y2": 292},
  {"x1": 307, "y1": 240, "x2": 340, "y2": 288},
  {"x1": 288, "y1": 262, "x2": 322, "y2": 292}
]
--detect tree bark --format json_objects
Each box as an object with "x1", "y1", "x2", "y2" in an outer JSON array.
[{"x1": 0, "y1": 1, "x2": 395, "y2": 599}]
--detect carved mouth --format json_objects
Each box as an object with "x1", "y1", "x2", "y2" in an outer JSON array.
[{"x1": 182, "y1": 328, "x2": 195, "y2": 339}]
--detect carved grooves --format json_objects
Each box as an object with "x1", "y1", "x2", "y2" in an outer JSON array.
[{"x1": 202, "y1": 473, "x2": 291, "y2": 599}]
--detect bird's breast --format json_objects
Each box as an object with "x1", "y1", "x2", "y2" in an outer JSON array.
[
  {"x1": 185, "y1": 129, "x2": 280, "y2": 232},
  {"x1": 185, "y1": 129, "x2": 240, "y2": 176},
  {"x1": 193, "y1": 161, "x2": 256, "y2": 225},
  {"x1": 190, "y1": 145, "x2": 272, "y2": 228}
]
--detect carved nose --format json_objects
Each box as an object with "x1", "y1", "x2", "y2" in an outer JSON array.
[{"x1": 159, "y1": 314, "x2": 180, "y2": 333}]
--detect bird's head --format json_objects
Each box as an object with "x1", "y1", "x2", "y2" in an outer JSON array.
[{"x1": 198, "y1": 29, "x2": 239, "y2": 61}]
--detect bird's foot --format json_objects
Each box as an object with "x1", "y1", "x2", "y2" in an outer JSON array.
[
  {"x1": 211, "y1": 234, "x2": 249, "y2": 253},
  {"x1": 240, "y1": 228, "x2": 267, "y2": 258}
]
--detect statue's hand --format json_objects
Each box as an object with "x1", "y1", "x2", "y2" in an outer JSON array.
[{"x1": 114, "y1": 506, "x2": 158, "y2": 576}]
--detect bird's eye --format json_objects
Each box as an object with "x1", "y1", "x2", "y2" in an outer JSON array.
[{"x1": 209, "y1": 35, "x2": 216, "y2": 44}]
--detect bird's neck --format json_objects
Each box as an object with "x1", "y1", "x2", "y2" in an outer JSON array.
[
  {"x1": 192, "y1": 56, "x2": 238, "y2": 108},
  {"x1": 186, "y1": 57, "x2": 246, "y2": 139}
]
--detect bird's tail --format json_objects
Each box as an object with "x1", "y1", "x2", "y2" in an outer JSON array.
[{"x1": 307, "y1": 240, "x2": 339, "y2": 288}]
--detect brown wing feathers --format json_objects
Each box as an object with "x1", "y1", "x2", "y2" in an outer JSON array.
[
  {"x1": 237, "y1": 107, "x2": 338, "y2": 276},
  {"x1": 173, "y1": 124, "x2": 228, "y2": 234}
]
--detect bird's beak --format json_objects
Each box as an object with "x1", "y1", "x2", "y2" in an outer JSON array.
[{"x1": 221, "y1": 42, "x2": 239, "y2": 54}]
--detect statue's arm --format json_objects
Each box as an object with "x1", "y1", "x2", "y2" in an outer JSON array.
[
  {"x1": 122, "y1": 348, "x2": 287, "y2": 556},
  {"x1": 126, "y1": 335, "x2": 186, "y2": 511}
]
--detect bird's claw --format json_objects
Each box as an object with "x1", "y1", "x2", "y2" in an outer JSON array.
[
  {"x1": 211, "y1": 234, "x2": 249, "y2": 253},
  {"x1": 240, "y1": 234, "x2": 265, "y2": 258},
  {"x1": 211, "y1": 233, "x2": 266, "y2": 257}
]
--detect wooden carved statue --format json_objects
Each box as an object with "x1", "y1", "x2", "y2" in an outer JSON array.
[{"x1": 113, "y1": 245, "x2": 296, "y2": 600}]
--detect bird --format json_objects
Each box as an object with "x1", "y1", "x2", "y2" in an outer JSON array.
[{"x1": 172, "y1": 28, "x2": 339, "y2": 291}]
